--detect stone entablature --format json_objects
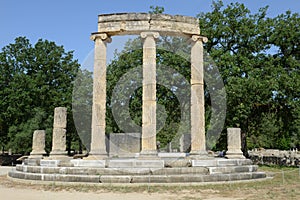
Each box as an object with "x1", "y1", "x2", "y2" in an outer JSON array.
[{"x1": 97, "y1": 13, "x2": 200, "y2": 37}]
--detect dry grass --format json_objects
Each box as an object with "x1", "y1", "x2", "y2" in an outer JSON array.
[{"x1": 1, "y1": 166, "x2": 299, "y2": 200}]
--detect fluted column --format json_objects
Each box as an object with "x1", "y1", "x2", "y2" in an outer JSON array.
[
  {"x1": 140, "y1": 32, "x2": 159, "y2": 157},
  {"x1": 190, "y1": 35, "x2": 208, "y2": 156},
  {"x1": 88, "y1": 33, "x2": 111, "y2": 159}
]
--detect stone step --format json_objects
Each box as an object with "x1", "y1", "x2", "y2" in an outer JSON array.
[
  {"x1": 8, "y1": 171, "x2": 266, "y2": 183},
  {"x1": 208, "y1": 165, "x2": 258, "y2": 174},
  {"x1": 192, "y1": 159, "x2": 252, "y2": 167},
  {"x1": 107, "y1": 159, "x2": 165, "y2": 168},
  {"x1": 15, "y1": 165, "x2": 209, "y2": 176}
]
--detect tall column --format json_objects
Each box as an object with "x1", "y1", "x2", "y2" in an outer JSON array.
[
  {"x1": 190, "y1": 35, "x2": 208, "y2": 157},
  {"x1": 140, "y1": 32, "x2": 159, "y2": 157},
  {"x1": 88, "y1": 33, "x2": 111, "y2": 159}
]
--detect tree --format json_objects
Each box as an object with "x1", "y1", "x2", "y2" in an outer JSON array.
[
  {"x1": 198, "y1": 1, "x2": 300, "y2": 152},
  {"x1": 0, "y1": 37, "x2": 80, "y2": 154}
]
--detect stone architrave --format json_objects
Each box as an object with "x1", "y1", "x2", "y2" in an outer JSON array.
[
  {"x1": 87, "y1": 33, "x2": 111, "y2": 159},
  {"x1": 29, "y1": 130, "x2": 46, "y2": 159},
  {"x1": 50, "y1": 107, "x2": 67, "y2": 156},
  {"x1": 190, "y1": 35, "x2": 208, "y2": 157},
  {"x1": 226, "y1": 128, "x2": 245, "y2": 159},
  {"x1": 140, "y1": 32, "x2": 159, "y2": 157}
]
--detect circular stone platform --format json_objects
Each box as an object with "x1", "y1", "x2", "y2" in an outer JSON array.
[{"x1": 8, "y1": 157, "x2": 266, "y2": 184}]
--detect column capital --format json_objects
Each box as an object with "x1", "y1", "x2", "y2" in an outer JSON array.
[
  {"x1": 90, "y1": 33, "x2": 112, "y2": 43},
  {"x1": 140, "y1": 31, "x2": 160, "y2": 39},
  {"x1": 191, "y1": 35, "x2": 208, "y2": 43}
]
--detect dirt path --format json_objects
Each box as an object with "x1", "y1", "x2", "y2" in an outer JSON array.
[
  {"x1": 0, "y1": 186, "x2": 168, "y2": 200},
  {"x1": 0, "y1": 185, "x2": 241, "y2": 200}
]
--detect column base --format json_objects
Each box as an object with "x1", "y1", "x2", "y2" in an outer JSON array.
[
  {"x1": 139, "y1": 150, "x2": 159, "y2": 160},
  {"x1": 226, "y1": 151, "x2": 245, "y2": 159},
  {"x1": 29, "y1": 152, "x2": 46, "y2": 159},
  {"x1": 189, "y1": 150, "x2": 209, "y2": 160},
  {"x1": 48, "y1": 150, "x2": 69, "y2": 162},
  {"x1": 85, "y1": 150, "x2": 108, "y2": 160}
]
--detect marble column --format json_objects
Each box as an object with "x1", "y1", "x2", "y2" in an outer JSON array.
[
  {"x1": 88, "y1": 33, "x2": 111, "y2": 159},
  {"x1": 190, "y1": 35, "x2": 208, "y2": 156},
  {"x1": 140, "y1": 32, "x2": 159, "y2": 157},
  {"x1": 29, "y1": 130, "x2": 46, "y2": 159},
  {"x1": 226, "y1": 128, "x2": 245, "y2": 159},
  {"x1": 50, "y1": 107, "x2": 67, "y2": 156}
]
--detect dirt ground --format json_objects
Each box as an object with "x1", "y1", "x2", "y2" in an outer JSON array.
[{"x1": 0, "y1": 182, "x2": 241, "y2": 200}]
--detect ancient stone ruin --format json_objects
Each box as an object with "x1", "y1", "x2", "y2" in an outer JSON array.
[{"x1": 9, "y1": 13, "x2": 266, "y2": 183}]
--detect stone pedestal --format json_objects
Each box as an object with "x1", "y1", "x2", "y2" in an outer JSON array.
[
  {"x1": 50, "y1": 107, "x2": 68, "y2": 157},
  {"x1": 190, "y1": 35, "x2": 208, "y2": 157},
  {"x1": 226, "y1": 128, "x2": 245, "y2": 159},
  {"x1": 139, "y1": 32, "x2": 159, "y2": 158},
  {"x1": 87, "y1": 33, "x2": 111, "y2": 160},
  {"x1": 108, "y1": 133, "x2": 141, "y2": 157},
  {"x1": 29, "y1": 130, "x2": 46, "y2": 159}
]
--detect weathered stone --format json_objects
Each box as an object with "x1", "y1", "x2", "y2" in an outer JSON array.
[
  {"x1": 88, "y1": 33, "x2": 111, "y2": 159},
  {"x1": 50, "y1": 107, "x2": 68, "y2": 157},
  {"x1": 29, "y1": 130, "x2": 46, "y2": 159},
  {"x1": 190, "y1": 36, "x2": 207, "y2": 157},
  {"x1": 226, "y1": 128, "x2": 245, "y2": 159},
  {"x1": 53, "y1": 107, "x2": 67, "y2": 128},
  {"x1": 108, "y1": 133, "x2": 141, "y2": 157},
  {"x1": 50, "y1": 128, "x2": 67, "y2": 156},
  {"x1": 108, "y1": 159, "x2": 164, "y2": 168},
  {"x1": 140, "y1": 32, "x2": 159, "y2": 157},
  {"x1": 40, "y1": 160, "x2": 61, "y2": 167},
  {"x1": 97, "y1": 13, "x2": 200, "y2": 37},
  {"x1": 70, "y1": 159, "x2": 106, "y2": 168}
]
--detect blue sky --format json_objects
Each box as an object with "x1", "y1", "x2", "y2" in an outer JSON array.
[{"x1": 1, "y1": 0, "x2": 300, "y2": 67}]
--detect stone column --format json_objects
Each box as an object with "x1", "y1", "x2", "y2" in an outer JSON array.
[
  {"x1": 50, "y1": 107, "x2": 67, "y2": 157},
  {"x1": 226, "y1": 128, "x2": 245, "y2": 159},
  {"x1": 140, "y1": 32, "x2": 159, "y2": 157},
  {"x1": 29, "y1": 130, "x2": 46, "y2": 159},
  {"x1": 88, "y1": 33, "x2": 111, "y2": 159},
  {"x1": 190, "y1": 35, "x2": 208, "y2": 157}
]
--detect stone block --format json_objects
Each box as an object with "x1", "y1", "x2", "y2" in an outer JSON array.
[
  {"x1": 108, "y1": 133, "x2": 141, "y2": 157},
  {"x1": 100, "y1": 175, "x2": 132, "y2": 183},
  {"x1": 29, "y1": 130, "x2": 46, "y2": 158},
  {"x1": 108, "y1": 159, "x2": 135, "y2": 168},
  {"x1": 108, "y1": 159, "x2": 164, "y2": 168},
  {"x1": 70, "y1": 159, "x2": 106, "y2": 168},
  {"x1": 40, "y1": 160, "x2": 60, "y2": 167},
  {"x1": 192, "y1": 159, "x2": 217, "y2": 167},
  {"x1": 158, "y1": 152, "x2": 187, "y2": 158},
  {"x1": 135, "y1": 160, "x2": 164, "y2": 168},
  {"x1": 226, "y1": 128, "x2": 245, "y2": 159},
  {"x1": 50, "y1": 128, "x2": 67, "y2": 156},
  {"x1": 53, "y1": 107, "x2": 67, "y2": 128}
]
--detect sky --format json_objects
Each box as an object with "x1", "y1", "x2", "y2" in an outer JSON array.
[{"x1": 1, "y1": 0, "x2": 300, "y2": 67}]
